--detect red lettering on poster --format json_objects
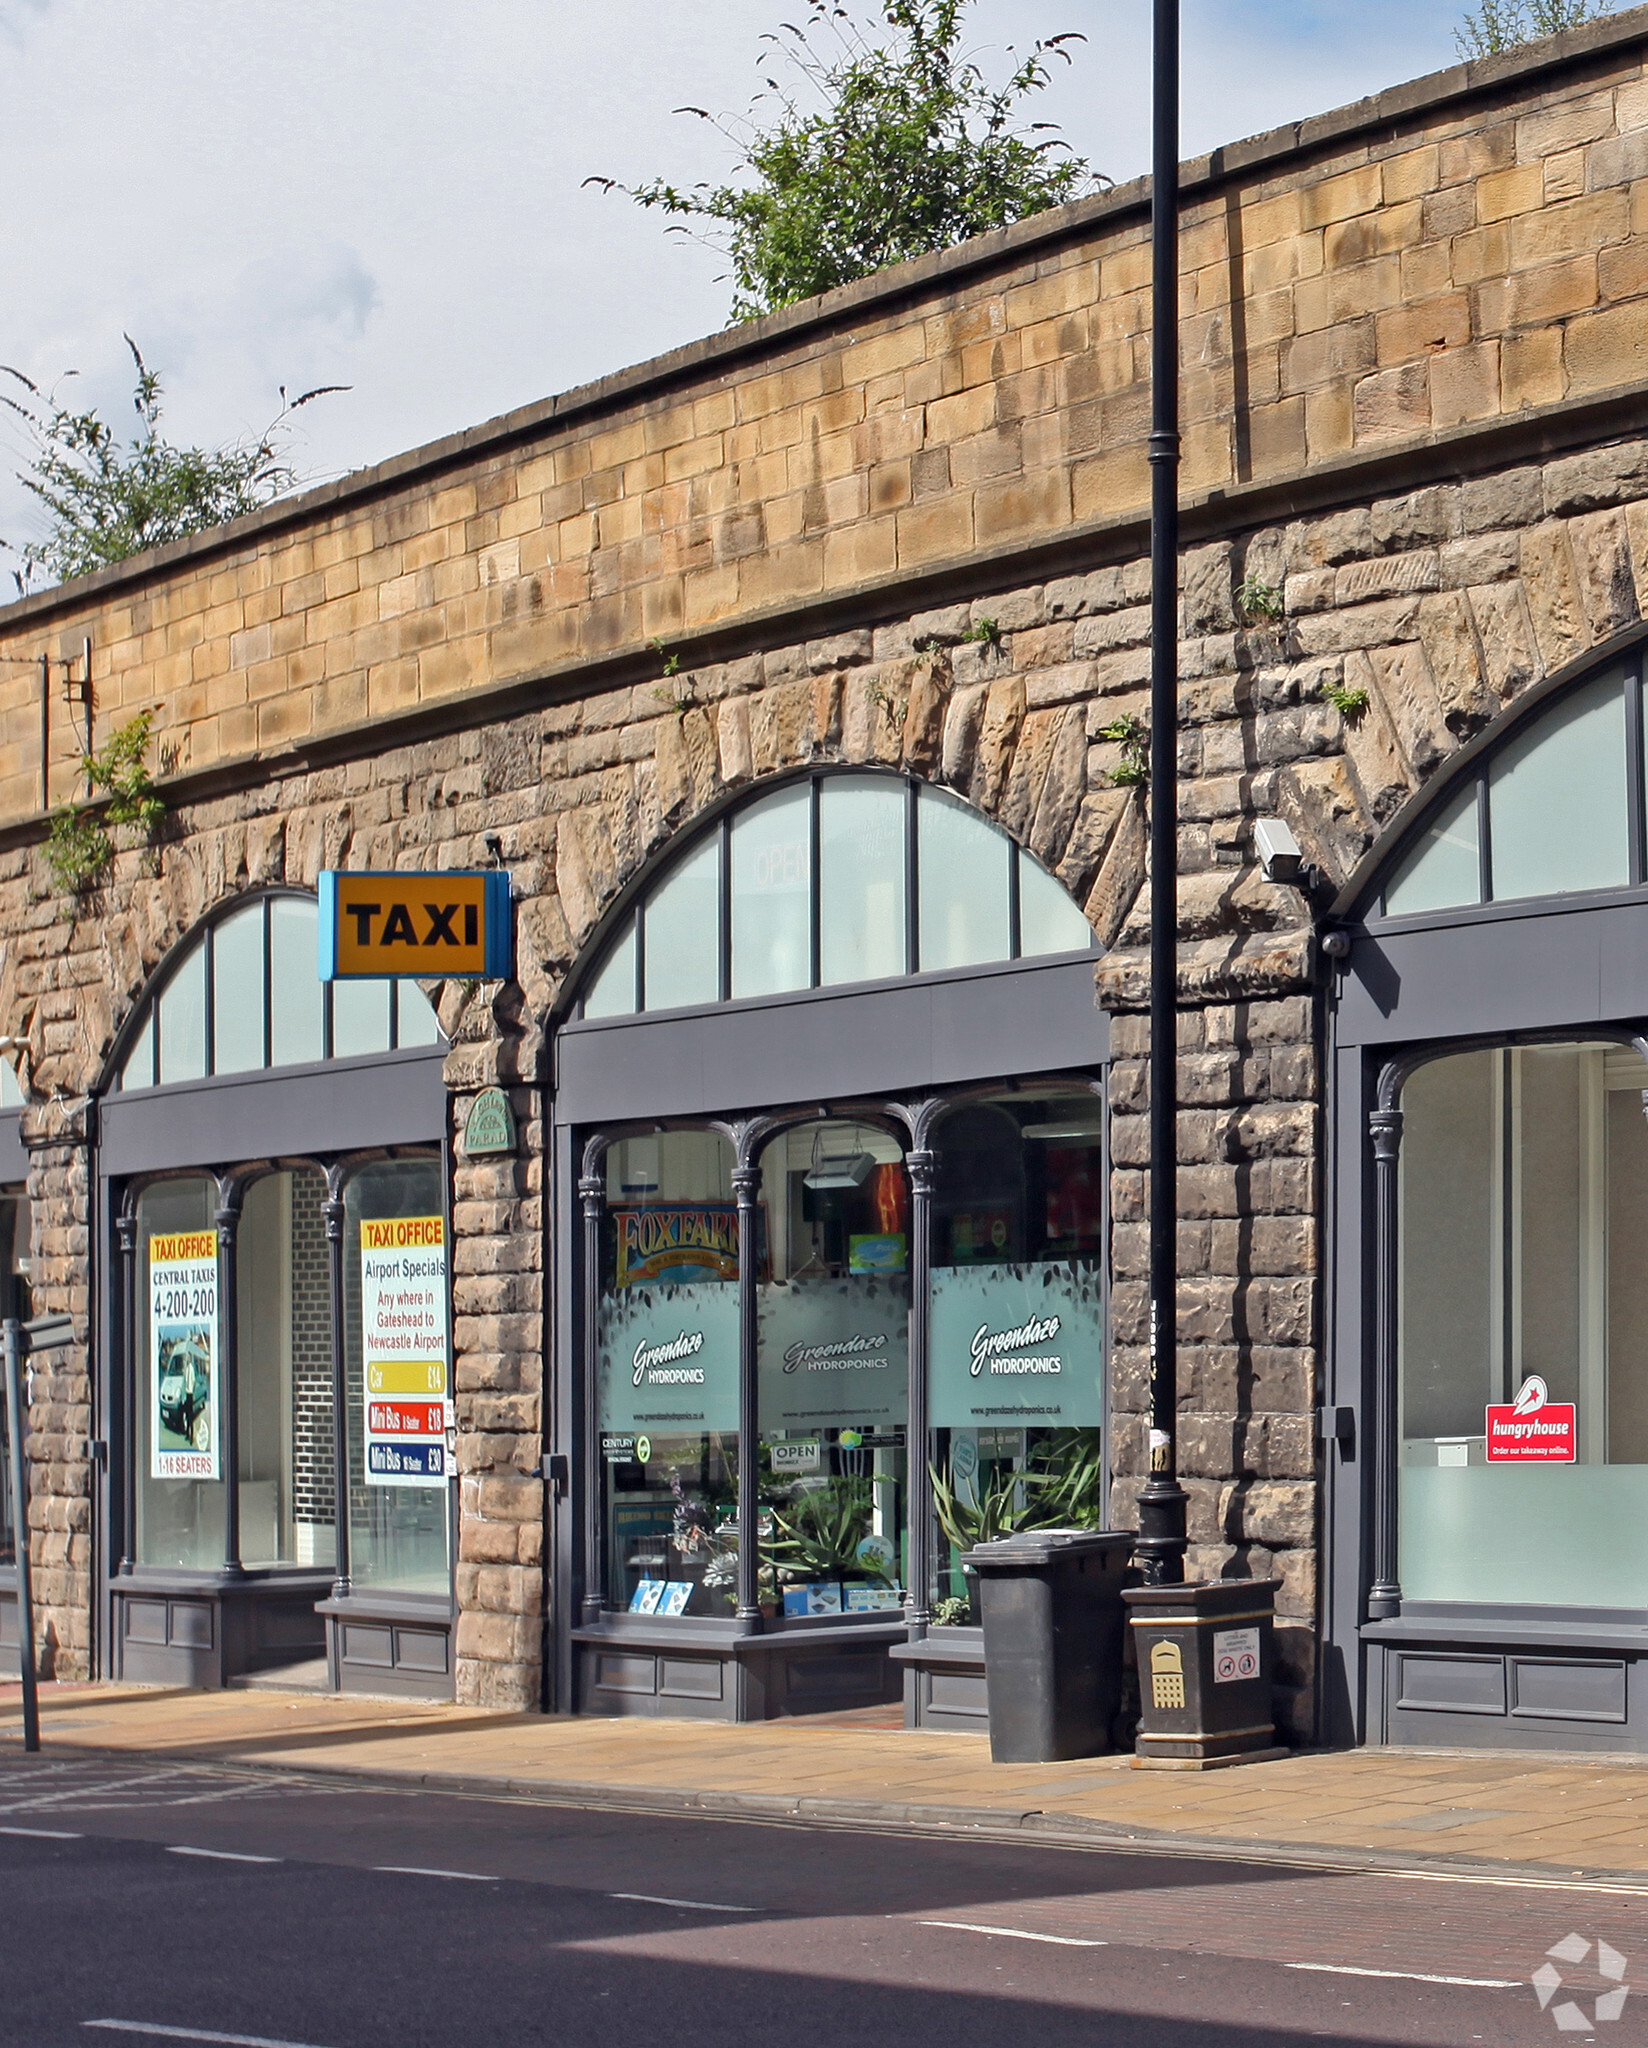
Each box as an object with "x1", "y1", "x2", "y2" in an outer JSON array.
[{"x1": 1486, "y1": 1375, "x2": 1576, "y2": 1463}]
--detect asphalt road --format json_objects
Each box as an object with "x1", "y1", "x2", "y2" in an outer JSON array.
[{"x1": 0, "y1": 1753, "x2": 1638, "y2": 2047}]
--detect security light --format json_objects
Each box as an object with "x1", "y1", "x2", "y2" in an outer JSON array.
[{"x1": 1253, "y1": 816, "x2": 1305, "y2": 884}]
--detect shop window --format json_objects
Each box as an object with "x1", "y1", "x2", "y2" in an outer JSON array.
[
  {"x1": 1381, "y1": 664, "x2": 1638, "y2": 917},
  {"x1": 116, "y1": 894, "x2": 443, "y2": 1091},
  {"x1": 1398, "y1": 1043, "x2": 1648, "y2": 1607},
  {"x1": 596, "y1": 1130, "x2": 739, "y2": 1617},
  {"x1": 756, "y1": 1120, "x2": 910, "y2": 1619},
  {"x1": 135, "y1": 1176, "x2": 227, "y2": 1570},
  {"x1": 342, "y1": 1158, "x2": 451, "y2": 1594},
  {"x1": 237, "y1": 1170, "x2": 336, "y2": 1569},
  {"x1": 928, "y1": 1091, "x2": 1106, "y2": 1616},
  {"x1": 578, "y1": 772, "x2": 1095, "y2": 1019}
]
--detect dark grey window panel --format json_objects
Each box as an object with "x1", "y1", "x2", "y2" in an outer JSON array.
[
  {"x1": 1394, "y1": 1651, "x2": 1507, "y2": 1715},
  {"x1": 1337, "y1": 896, "x2": 1648, "y2": 1049},
  {"x1": 556, "y1": 955, "x2": 1105, "y2": 1123},
  {"x1": 99, "y1": 1048, "x2": 447, "y2": 1176},
  {"x1": 1510, "y1": 1656, "x2": 1628, "y2": 1723},
  {"x1": 0, "y1": 1114, "x2": 22, "y2": 1185}
]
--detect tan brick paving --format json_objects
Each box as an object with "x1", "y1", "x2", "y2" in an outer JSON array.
[{"x1": 4, "y1": 1683, "x2": 1646, "y2": 1879}]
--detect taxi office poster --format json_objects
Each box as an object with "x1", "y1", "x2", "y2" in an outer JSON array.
[
  {"x1": 149, "y1": 1230, "x2": 221, "y2": 1479},
  {"x1": 360, "y1": 1215, "x2": 450, "y2": 1485}
]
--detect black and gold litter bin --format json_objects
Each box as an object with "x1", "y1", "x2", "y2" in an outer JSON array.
[{"x1": 1122, "y1": 1578, "x2": 1287, "y2": 1769}]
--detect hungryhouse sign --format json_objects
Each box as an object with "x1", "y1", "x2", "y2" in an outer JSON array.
[{"x1": 320, "y1": 870, "x2": 514, "y2": 980}]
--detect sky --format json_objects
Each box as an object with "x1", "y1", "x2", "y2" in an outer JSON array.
[{"x1": 0, "y1": 0, "x2": 1480, "y2": 563}]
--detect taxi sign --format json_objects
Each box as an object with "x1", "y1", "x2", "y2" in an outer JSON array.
[{"x1": 319, "y1": 870, "x2": 512, "y2": 980}]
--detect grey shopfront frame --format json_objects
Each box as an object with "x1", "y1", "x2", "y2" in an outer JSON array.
[
  {"x1": 1325, "y1": 638, "x2": 1648, "y2": 1753},
  {"x1": 550, "y1": 949, "x2": 1111, "y2": 1724},
  {"x1": 98, "y1": 1030, "x2": 452, "y2": 1697},
  {"x1": 0, "y1": 1106, "x2": 27, "y2": 1679}
]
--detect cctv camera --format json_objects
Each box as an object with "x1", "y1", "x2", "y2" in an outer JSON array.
[{"x1": 1253, "y1": 816, "x2": 1305, "y2": 884}]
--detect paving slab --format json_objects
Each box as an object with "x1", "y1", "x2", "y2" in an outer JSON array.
[{"x1": 3, "y1": 1680, "x2": 1647, "y2": 1885}]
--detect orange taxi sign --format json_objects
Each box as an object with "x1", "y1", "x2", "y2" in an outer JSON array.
[{"x1": 319, "y1": 870, "x2": 513, "y2": 980}]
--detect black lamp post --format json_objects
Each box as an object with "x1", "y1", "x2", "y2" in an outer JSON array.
[{"x1": 1134, "y1": 0, "x2": 1189, "y2": 1588}]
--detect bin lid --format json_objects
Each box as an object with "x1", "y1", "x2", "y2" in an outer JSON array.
[{"x1": 961, "y1": 1528, "x2": 1134, "y2": 1570}]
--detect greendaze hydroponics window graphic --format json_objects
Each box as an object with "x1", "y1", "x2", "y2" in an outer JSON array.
[
  {"x1": 360, "y1": 1215, "x2": 450, "y2": 1486},
  {"x1": 149, "y1": 1230, "x2": 220, "y2": 1479}
]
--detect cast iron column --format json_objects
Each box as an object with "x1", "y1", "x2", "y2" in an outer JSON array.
[
  {"x1": 903, "y1": 1143, "x2": 936, "y2": 1638},
  {"x1": 215, "y1": 1192, "x2": 244, "y2": 1577},
  {"x1": 578, "y1": 1161, "x2": 606, "y2": 1626},
  {"x1": 1367, "y1": 1097, "x2": 1404, "y2": 1619},
  {"x1": 1136, "y1": 0, "x2": 1189, "y2": 1586},
  {"x1": 115, "y1": 1210, "x2": 137, "y2": 1576},
  {"x1": 732, "y1": 1157, "x2": 763, "y2": 1634},
  {"x1": 323, "y1": 1178, "x2": 352, "y2": 1603}
]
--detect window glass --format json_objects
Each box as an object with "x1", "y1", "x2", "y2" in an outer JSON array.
[
  {"x1": 918, "y1": 785, "x2": 1011, "y2": 970},
  {"x1": 343, "y1": 1158, "x2": 449, "y2": 1593},
  {"x1": 212, "y1": 903, "x2": 266, "y2": 1077},
  {"x1": 730, "y1": 784, "x2": 812, "y2": 998},
  {"x1": 583, "y1": 919, "x2": 637, "y2": 1019},
  {"x1": 0, "y1": 1062, "x2": 21, "y2": 1110},
  {"x1": 395, "y1": 983, "x2": 443, "y2": 1049},
  {"x1": 119, "y1": 1014, "x2": 155, "y2": 1092},
  {"x1": 756, "y1": 1119, "x2": 909, "y2": 1620},
  {"x1": 1383, "y1": 782, "x2": 1482, "y2": 918},
  {"x1": 136, "y1": 1176, "x2": 226, "y2": 1569},
  {"x1": 157, "y1": 943, "x2": 208, "y2": 1086},
  {"x1": 1398, "y1": 1042, "x2": 1648, "y2": 1605},
  {"x1": 332, "y1": 977, "x2": 393, "y2": 1060},
  {"x1": 819, "y1": 776, "x2": 906, "y2": 987},
  {"x1": 1488, "y1": 669, "x2": 1629, "y2": 902},
  {"x1": 643, "y1": 836, "x2": 721, "y2": 1011},
  {"x1": 236, "y1": 1169, "x2": 336, "y2": 1570},
  {"x1": 598, "y1": 1130, "x2": 739, "y2": 1617},
  {"x1": 928, "y1": 1093, "x2": 1106, "y2": 1618},
  {"x1": 1018, "y1": 850, "x2": 1094, "y2": 958},
  {"x1": 269, "y1": 896, "x2": 325, "y2": 1067}
]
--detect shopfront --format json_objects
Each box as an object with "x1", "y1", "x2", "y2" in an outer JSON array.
[
  {"x1": 97, "y1": 889, "x2": 456, "y2": 1696},
  {"x1": 550, "y1": 767, "x2": 1108, "y2": 1722},
  {"x1": 1327, "y1": 639, "x2": 1648, "y2": 1751}
]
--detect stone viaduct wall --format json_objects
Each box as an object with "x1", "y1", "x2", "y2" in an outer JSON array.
[{"x1": 5, "y1": 16, "x2": 1648, "y2": 1719}]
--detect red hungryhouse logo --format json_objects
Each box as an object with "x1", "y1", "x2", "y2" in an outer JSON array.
[{"x1": 1486, "y1": 1375, "x2": 1576, "y2": 1462}]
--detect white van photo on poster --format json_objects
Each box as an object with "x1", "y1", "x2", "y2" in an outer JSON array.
[{"x1": 149, "y1": 1229, "x2": 220, "y2": 1478}]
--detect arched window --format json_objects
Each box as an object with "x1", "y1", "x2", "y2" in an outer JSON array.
[
  {"x1": 114, "y1": 893, "x2": 443, "y2": 1092},
  {"x1": 0, "y1": 1063, "x2": 20, "y2": 1110},
  {"x1": 580, "y1": 773, "x2": 1095, "y2": 1020},
  {"x1": 1377, "y1": 660, "x2": 1642, "y2": 918}
]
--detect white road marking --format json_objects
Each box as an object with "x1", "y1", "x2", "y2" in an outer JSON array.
[
  {"x1": 0, "y1": 1823, "x2": 80, "y2": 1838},
  {"x1": 612, "y1": 1891, "x2": 756, "y2": 1913},
  {"x1": 373, "y1": 1864, "x2": 497, "y2": 1882},
  {"x1": 85, "y1": 2024, "x2": 332, "y2": 2048},
  {"x1": 1286, "y1": 1963, "x2": 1517, "y2": 1989},
  {"x1": 166, "y1": 1847, "x2": 280, "y2": 1864},
  {"x1": 918, "y1": 1919, "x2": 1108, "y2": 1948}
]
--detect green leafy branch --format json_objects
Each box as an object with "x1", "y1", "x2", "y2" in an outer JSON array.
[
  {"x1": 1, "y1": 336, "x2": 345, "y2": 594},
  {"x1": 44, "y1": 711, "x2": 166, "y2": 895},
  {"x1": 1455, "y1": 0, "x2": 1610, "y2": 59},
  {"x1": 1321, "y1": 677, "x2": 1370, "y2": 726},
  {"x1": 1235, "y1": 575, "x2": 1285, "y2": 626},
  {"x1": 588, "y1": 0, "x2": 1102, "y2": 322},
  {"x1": 1095, "y1": 713, "x2": 1149, "y2": 789}
]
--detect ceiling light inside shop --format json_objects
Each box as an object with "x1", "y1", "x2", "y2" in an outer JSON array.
[
  {"x1": 1021, "y1": 1120, "x2": 1103, "y2": 1141},
  {"x1": 803, "y1": 1127, "x2": 878, "y2": 1189}
]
